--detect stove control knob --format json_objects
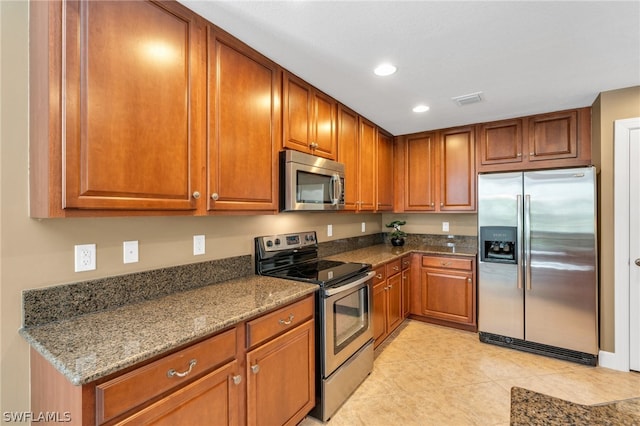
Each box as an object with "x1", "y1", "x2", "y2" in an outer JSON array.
[
  {"x1": 266, "y1": 240, "x2": 273, "y2": 248},
  {"x1": 274, "y1": 238, "x2": 281, "y2": 245}
]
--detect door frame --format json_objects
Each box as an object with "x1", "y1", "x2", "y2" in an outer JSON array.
[{"x1": 600, "y1": 117, "x2": 640, "y2": 371}]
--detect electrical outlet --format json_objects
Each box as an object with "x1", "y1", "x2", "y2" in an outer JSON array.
[
  {"x1": 361, "y1": 222, "x2": 366, "y2": 233},
  {"x1": 123, "y1": 240, "x2": 139, "y2": 264},
  {"x1": 327, "y1": 224, "x2": 333, "y2": 237},
  {"x1": 442, "y1": 222, "x2": 450, "y2": 232},
  {"x1": 74, "y1": 244, "x2": 96, "y2": 272},
  {"x1": 193, "y1": 235, "x2": 205, "y2": 255}
]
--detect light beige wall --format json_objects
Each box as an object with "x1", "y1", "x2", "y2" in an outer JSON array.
[
  {"x1": 0, "y1": 1, "x2": 384, "y2": 414},
  {"x1": 592, "y1": 86, "x2": 640, "y2": 352},
  {"x1": 381, "y1": 213, "x2": 477, "y2": 237}
]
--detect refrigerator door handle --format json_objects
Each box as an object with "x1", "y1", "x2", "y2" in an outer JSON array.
[
  {"x1": 517, "y1": 194, "x2": 524, "y2": 290},
  {"x1": 524, "y1": 194, "x2": 532, "y2": 290}
]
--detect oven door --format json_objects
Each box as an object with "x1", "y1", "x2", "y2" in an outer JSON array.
[{"x1": 322, "y1": 271, "x2": 374, "y2": 376}]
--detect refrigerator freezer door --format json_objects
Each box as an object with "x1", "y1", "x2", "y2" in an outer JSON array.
[
  {"x1": 524, "y1": 167, "x2": 598, "y2": 355},
  {"x1": 478, "y1": 172, "x2": 524, "y2": 338}
]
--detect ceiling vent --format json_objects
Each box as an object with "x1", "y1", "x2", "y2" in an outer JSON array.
[{"x1": 452, "y1": 92, "x2": 483, "y2": 106}]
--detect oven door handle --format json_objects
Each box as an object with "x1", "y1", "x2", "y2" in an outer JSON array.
[{"x1": 324, "y1": 271, "x2": 375, "y2": 296}]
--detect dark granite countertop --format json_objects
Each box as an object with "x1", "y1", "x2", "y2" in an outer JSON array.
[
  {"x1": 19, "y1": 237, "x2": 476, "y2": 387},
  {"x1": 325, "y1": 242, "x2": 476, "y2": 267},
  {"x1": 20, "y1": 275, "x2": 317, "y2": 385},
  {"x1": 510, "y1": 387, "x2": 640, "y2": 425}
]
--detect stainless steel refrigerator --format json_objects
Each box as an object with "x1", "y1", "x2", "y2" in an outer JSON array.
[{"x1": 477, "y1": 167, "x2": 598, "y2": 365}]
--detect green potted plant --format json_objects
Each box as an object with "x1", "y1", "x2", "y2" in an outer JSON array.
[{"x1": 385, "y1": 220, "x2": 407, "y2": 246}]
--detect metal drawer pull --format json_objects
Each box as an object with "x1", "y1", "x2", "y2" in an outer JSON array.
[
  {"x1": 376, "y1": 274, "x2": 383, "y2": 279},
  {"x1": 167, "y1": 359, "x2": 197, "y2": 378},
  {"x1": 232, "y1": 375, "x2": 242, "y2": 385},
  {"x1": 393, "y1": 266, "x2": 399, "y2": 271},
  {"x1": 279, "y1": 314, "x2": 294, "y2": 325},
  {"x1": 440, "y1": 261, "x2": 452, "y2": 267},
  {"x1": 251, "y1": 364, "x2": 260, "y2": 374}
]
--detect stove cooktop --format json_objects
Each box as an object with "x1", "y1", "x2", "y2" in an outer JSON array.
[{"x1": 265, "y1": 259, "x2": 370, "y2": 286}]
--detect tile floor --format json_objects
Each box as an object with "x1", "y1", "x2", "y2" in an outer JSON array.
[{"x1": 301, "y1": 320, "x2": 640, "y2": 426}]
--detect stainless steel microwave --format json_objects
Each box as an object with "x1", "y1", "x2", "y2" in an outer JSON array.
[{"x1": 280, "y1": 150, "x2": 345, "y2": 211}]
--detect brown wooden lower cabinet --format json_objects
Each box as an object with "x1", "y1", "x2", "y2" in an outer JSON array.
[
  {"x1": 372, "y1": 259, "x2": 404, "y2": 348},
  {"x1": 30, "y1": 294, "x2": 315, "y2": 426},
  {"x1": 410, "y1": 255, "x2": 477, "y2": 332},
  {"x1": 246, "y1": 319, "x2": 315, "y2": 426}
]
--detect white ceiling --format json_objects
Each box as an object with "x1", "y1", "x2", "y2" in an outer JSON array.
[{"x1": 179, "y1": 0, "x2": 640, "y2": 136}]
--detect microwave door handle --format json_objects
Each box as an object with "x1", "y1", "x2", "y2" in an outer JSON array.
[{"x1": 330, "y1": 174, "x2": 341, "y2": 205}]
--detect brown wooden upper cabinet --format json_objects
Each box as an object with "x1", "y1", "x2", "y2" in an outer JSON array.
[
  {"x1": 337, "y1": 107, "x2": 392, "y2": 212},
  {"x1": 206, "y1": 28, "x2": 280, "y2": 213},
  {"x1": 283, "y1": 71, "x2": 337, "y2": 160},
  {"x1": 398, "y1": 126, "x2": 475, "y2": 212},
  {"x1": 477, "y1": 107, "x2": 591, "y2": 172},
  {"x1": 376, "y1": 131, "x2": 395, "y2": 212},
  {"x1": 439, "y1": 127, "x2": 476, "y2": 212},
  {"x1": 30, "y1": 0, "x2": 207, "y2": 217},
  {"x1": 337, "y1": 105, "x2": 360, "y2": 211}
]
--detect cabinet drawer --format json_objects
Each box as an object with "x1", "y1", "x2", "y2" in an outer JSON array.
[
  {"x1": 401, "y1": 255, "x2": 411, "y2": 270},
  {"x1": 96, "y1": 328, "x2": 237, "y2": 424},
  {"x1": 422, "y1": 256, "x2": 472, "y2": 271},
  {"x1": 246, "y1": 295, "x2": 314, "y2": 349},
  {"x1": 373, "y1": 265, "x2": 386, "y2": 284},
  {"x1": 386, "y1": 259, "x2": 402, "y2": 277}
]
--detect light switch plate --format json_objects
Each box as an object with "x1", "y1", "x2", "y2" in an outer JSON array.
[
  {"x1": 442, "y1": 222, "x2": 450, "y2": 232},
  {"x1": 123, "y1": 240, "x2": 139, "y2": 264},
  {"x1": 361, "y1": 222, "x2": 366, "y2": 232},
  {"x1": 327, "y1": 224, "x2": 333, "y2": 237}
]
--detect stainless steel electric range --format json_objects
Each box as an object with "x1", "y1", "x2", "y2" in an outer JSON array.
[{"x1": 255, "y1": 231, "x2": 375, "y2": 422}]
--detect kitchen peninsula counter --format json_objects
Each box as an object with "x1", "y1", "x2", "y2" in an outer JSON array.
[{"x1": 20, "y1": 275, "x2": 317, "y2": 385}]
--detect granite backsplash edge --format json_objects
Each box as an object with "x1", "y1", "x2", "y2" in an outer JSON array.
[{"x1": 23, "y1": 232, "x2": 476, "y2": 328}]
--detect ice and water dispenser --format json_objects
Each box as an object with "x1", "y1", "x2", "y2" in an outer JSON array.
[{"x1": 480, "y1": 226, "x2": 517, "y2": 264}]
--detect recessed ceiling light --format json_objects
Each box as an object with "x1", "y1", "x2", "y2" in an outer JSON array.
[
  {"x1": 413, "y1": 105, "x2": 430, "y2": 113},
  {"x1": 374, "y1": 63, "x2": 397, "y2": 76}
]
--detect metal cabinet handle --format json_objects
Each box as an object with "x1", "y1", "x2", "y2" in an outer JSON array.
[
  {"x1": 192, "y1": 191, "x2": 201, "y2": 199},
  {"x1": 517, "y1": 152, "x2": 522, "y2": 157},
  {"x1": 440, "y1": 261, "x2": 452, "y2": 267},
  {"x1": 440, "y1": 202, "x2": 444, "y2": 207},
  {"x1": 251, "y1": 364, "x2": 260, "y2": 374},
  {"x1": 232, "y1": 375, "x2": 242, "y2": 385},
  {"x1": 376, "y1": 274, "x2": 383, "y2": 279},
  {"x1": 635, "y1": 259, "x2": 640, "y2": 267},
  {"x1": 393, "y1": 266, "x2": 399, "y2": 271},
  {"x1": 467, "y1": 278, "x2": 472, "y2": 283},
  {"x1": 278, "y1": 314, "x2": 294, "y2": 325},
  {"x1": 167, "y1": 359, "x2": 197, "y2": 378},
  {"x1": 430, "y1": 202, "x2": 435, "y2": 207},
  {"x1": 211, "y1": 192, "x2": 219, "y2": 201}
]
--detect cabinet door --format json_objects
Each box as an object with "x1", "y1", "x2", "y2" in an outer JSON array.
[
  {"x1": 282, "y1": 72, "x2": 312, "y2": 154},
  {"x1": 439, "y1": 127, "x2": 476, "y2": 211},
  {"x1": 386, "y1": 273, "x2": 403, "y2": 332},
  {"x1": 116, "y1": 361, "x2": 240, "y2": 426},
  {"x1": 404, "y1": 133, "x2": 436, "y2": 211},
  {"x1": 246, "y1": 319, "x2": 314, "y2": 426},
  {"x1": 63, "y1": 1, "x2": 204, "y2": 211},
  {"x1": 312, "y1": 91, "x2": 337, "y2": 160},
  {"x1": 527, "y1": 110, "x2": 577, "y2": 162},
  {"x1": 337, "y1": 105, "x2": 360, "y2": 211},
  {"x1": 207, "y1": 30, "x2": 279, "y2": 212},
  {"x1": 376, "y1": 131, "x2": 394, "y2": 211},
  {"x1": 282, "y1": 72, "x2": 336, "y2": 160},
  {"x1": 478, "y1": 119, "x2": 524, "y2": 166},
  {"x1": 358, "y1": 118, "x2": 377, "y2": 211},
  {"x1": 372, "y1": 279, "x2": 388, "y2": 347},
  {"x1": 402, "y1": 268, "x2": 411, "y2": 318},
  {"x1": 421, "y1": 268, "x2": 474, "y2": 325}
]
